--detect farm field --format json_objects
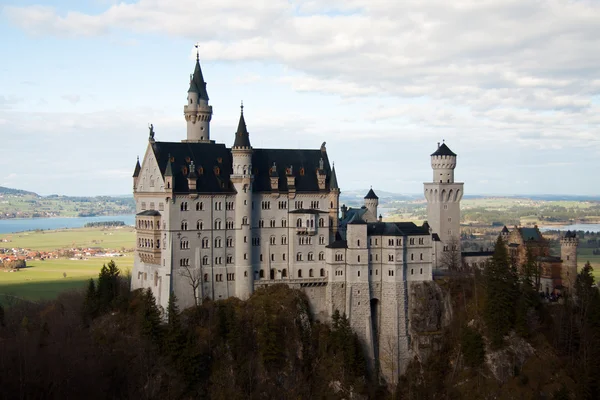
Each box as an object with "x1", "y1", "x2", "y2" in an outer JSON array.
[
  {"x1": 0, "y1": 256, "x2": 134, "y2": 305},
  {"x1": 0, "y1": 226, "x2": 135, "y2": 251}
]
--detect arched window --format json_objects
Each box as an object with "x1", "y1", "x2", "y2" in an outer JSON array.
[
  {"x1": 358, "y1": 255, "x2": 361, "y2": 262},
  {"x1": 242, "y1": 216, "x2": 248, "y2": 225},
  {"x1": 298, "y1": 269, "x2": 303, "y2": 278},
  {"x1": 308, "y1": 252, "x2": 314, "y2": 261},
  {"x1": 296, "y1": 252, "x2": 303, "y2": 261},
  {"x1": 282, "y1": 269, "x2": 287, "y2": 278},
  {"x1": 309, "y1": 269, "x2": 314, "y2": 277},
  {"x1": 181, "y1": 220, "x2": 188, "y2": 230},
  {"x1": 270, "y1": 269, "x2": 275, "y2": 280},
  {"x1": 259, "y1": 270, "x2": 265, "y2": 278},
  {"x1": 214, "y1": 219, "x2": 221, "y2": 230},
  {"x1": 197, "y1": 220, "x2": 203, "y2": 230},
  {"x1": 204, "y1": 273, "x2": 208, "y2": 282},
  {"x1": 318, "y1": 218, "x2": 324, "y2": 227},
  {"x1": 319, "y1": 252, "x2": 325, "y2": 261},
  {"x1": 296, "y1": 218, "x2": 302, "y2": 227},
  {"x1": 320, "y1": 268, "x2": 325, "y2": 277},
  {"x1": 202, "y1": 256, "x2": 208, "y2": 265}
]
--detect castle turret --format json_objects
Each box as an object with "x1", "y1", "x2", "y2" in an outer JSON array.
[
  {"x1": 424, "y1": 142, "x2": 464, "y2": 269},
  {"x1": 231, "y1": 103, "x2": 254, "y2": 299},
  {"x1": 560, "y1": 231, "x2": 578, "y2": 291},
  {"x1": 183, "y1": 47, "x2": 212, "y2": 143},
  {"x1": 132, "y1": 156, "x2": 141, "y2": 192},
  {"x1": 500, "y1": 225, "x2": 510, "y2": 242},
  {"x1": 364, "y1": 188, "x2": 378, "y2": 223},
  {"x1": 329, "y1": 164, "x2": 340, "y2": 239}
]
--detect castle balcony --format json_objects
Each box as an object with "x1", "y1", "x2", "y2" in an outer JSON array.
[
  {"x1": 296, "y1": 226, "x2": 317, "y2": 236},
  {"x1": 254, "y1": 277, "x2": 327, "y2": 288}
]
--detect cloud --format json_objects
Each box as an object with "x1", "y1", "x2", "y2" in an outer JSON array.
[{"x1": 61, "y1": 94, "x2": 81, "y2": 104}]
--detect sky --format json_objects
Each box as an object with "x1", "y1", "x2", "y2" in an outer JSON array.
[{"x1": 1, "y1": 0, "x2": 600, "y2": 197}]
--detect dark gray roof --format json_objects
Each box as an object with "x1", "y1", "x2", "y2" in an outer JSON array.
[
  {"x1": 133, "y1": 158, "x2": 141, "y2": 178},
  {"x1": 432, "y1": 233, "x2": 441, "y2": 241},
  {"x1": 233, "y1": 110, "x2": 251, "y2": 148},
  {"x1": 564, "y1": 230, "x2": 577, "y2": 239},
  {"x1": 289, "y1": 209, "x2": 326, "y2": 214},
  {"x1": 501, "y1": 225, "x2": 509, "y2": 233},
  {"x1": 251, "y1": 148, "x2": 333, "y2": 193},
  {"x1": 462, "y1": 251, "x2": 494, "y2": 257},
  {"x1": 152, "y1": 141, "x2": 234, "y2": 194},
  {"x1": 537, "y1": 256, "x2": 562, "y2": 263},
  {"x1": 188, "y1": 57, "x2": 209, "y2": 101},
  {"x1": 151, "y1": 141, "x2": 334, "y2": 194},
  {"x1": 431, "y1": 143, "x2": 456, "y2": 157},
  {"x1": 326, "y1": 240, "x2": 347, "y2": 249},
  {"x1": 330, "y1": 165, "x2": 339, "y2": 190},
  {"x1": 366, "y1": 221, "x2": 429, "y2": 236},
  {"x1": 137, "y1": 210, "x2": 161, "y2": 216},
  {"x1": 519, "y1": 227, "x2": 543, "y2": 242},
  {"x1": 364, "y1": 188, "x2": 378, "y2": 199}
]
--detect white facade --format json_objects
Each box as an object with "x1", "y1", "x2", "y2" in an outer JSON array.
[{"x1": 131, "y1": 52, "x2": 443, "y2": 383}]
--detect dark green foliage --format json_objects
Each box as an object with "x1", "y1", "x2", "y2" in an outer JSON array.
[
  {"x1": 460, "y1": 326, "x2": 485, "y2": 368},
  {"x1": 82, "y1": 278, "x2": 98, "y2": 321},
  {"x1": 483, "y1": 236, "x2": 519, "y2": 348},
  {"x1": 139, "y1": 288, "x2": 162, "y2": 346},
  {"x1": 0, "y1": 303, "x2": 4, "y2": 326},
  {"x1": 96, "y1": 260, "x2": 120, "y2": 312}
]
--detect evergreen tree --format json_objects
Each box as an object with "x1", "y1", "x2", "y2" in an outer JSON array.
[
  {"x1": 483, "y1": 236, "x2": 517, "y2": 348},
  {"x1": 96, "y1": 260, "x2": 120, "y2": 311},
  {"x1": 82, "y1": 278, "x2": 98, "y2": 321},
  {"x1": 460, "y1": 326, "x2": 485, "y2": 368},
  {"x1": 139, "y1": 288, "x2": 162, "y2": 347},
  {"x1": 164, "y1": 293, "x2": 185, "y2": 360},
  {"x1": 515, "y1": 251, "x2": 540, "y2": 338}
]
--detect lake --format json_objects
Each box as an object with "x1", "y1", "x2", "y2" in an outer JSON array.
[
  {"x1": 539, "y1": 223, "x2": 600, "y2": 233},
  {"x1": 0, "y1": 215, "x2": 136, "y2": 234}
]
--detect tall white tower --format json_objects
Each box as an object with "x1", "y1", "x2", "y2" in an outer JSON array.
[
  {"x1": 424, "y1": 142, "x2": 464, "y2": 269},
  {"x1": 231, "y1": 104, "x2": 254, "y2": 299},
  {"x1": 183, "y1": 49, "x2": 212, "y2": 143}
]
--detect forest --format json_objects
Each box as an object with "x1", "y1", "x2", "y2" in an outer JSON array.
[{"x1": 2, "y1": 247, "x2": 600, "y2": 399}]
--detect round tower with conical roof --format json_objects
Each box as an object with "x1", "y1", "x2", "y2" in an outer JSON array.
[
  {"x1": 364, "y1": 188, "x2": 379, "y2": 223},
  {"x1": 184, "y1": 48, "x2": 213, "y2": 143},
  {"x1": 560, "y1": 231, "x2": 578, "y2": 291},
  {"x1": 424, "y1": 142, "x2": 464, "y2": 270},
  {"x1": 231, "y1": 103, "x2": 254, "y2": 299}
]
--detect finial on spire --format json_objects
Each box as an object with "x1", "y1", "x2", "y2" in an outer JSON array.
[
  {"x1": 241, "y1": 100, "x2": 244, "y2": 114},
  {"x1": 194, "y1": 42, "x2": 200, "y2": 61}
]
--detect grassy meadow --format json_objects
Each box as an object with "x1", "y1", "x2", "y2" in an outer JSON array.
[
  {"x1": 0, "y1": 226, "x2": 135, "y2": 251},
  {"x1": 0, "y1": 226, "x2": 135, "y2": 305}
]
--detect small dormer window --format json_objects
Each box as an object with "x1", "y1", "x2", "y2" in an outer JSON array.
[
  {"x1": 214, "y1": 166, "x2": 220, "y2": 175},
  {"x1": 300, "y1": 168, "x2": 305, "y2": 176}
]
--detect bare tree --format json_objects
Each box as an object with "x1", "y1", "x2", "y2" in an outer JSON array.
[
  {"x1": 440, "y1": 236, "x2": 462, "y2": 272},
  {"x1": 178, "y1": 265, "x2": 202, "y2": 307},
  {"x1": 380, "y1": 334, "x2": 398, "y2": 386}
]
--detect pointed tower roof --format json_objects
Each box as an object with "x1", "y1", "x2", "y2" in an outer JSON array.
[
  {"x1": 132, "y1": 157, "x2": 141, "y2": 177},
  {"x1": 188, "y1": 50, "x2": 209, "y2": 101},
  {"x1": 431, "y1": 142, "x2": 456, "y2": 157},
  {"x1": 330, "y1": 164, "x2": 339, "y2": 190},
  {"x1": 365, "y1": 188, "x2": 378, "y2": 200},
  {"x1": 501, "y1": 225, "x2": 509, "y2": 233},
  {"x1": 233, "y1": 102, "x2": 251, "y2": 148},
  {"x1": 164, "y1": 157, "x2": 174, "y2": 177}
]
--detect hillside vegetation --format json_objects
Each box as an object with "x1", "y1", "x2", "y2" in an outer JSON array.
[
  {"x1": 0, "y1": 262, "x2": 384, "y2": 399},
  {"x1": 0, "y1": 186, "x2": 134, "y2": 219}
]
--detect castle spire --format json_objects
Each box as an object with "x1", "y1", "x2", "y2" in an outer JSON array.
[
  {"x1": 188, "y1": 44, "x2": 209, "y2": 101},
  {"x1": 233, "y1": 101, "x2": 251, "y2": 148},
  {"x1": 330, "y1": 164, "x2": 339, "y2": 190},
  {"x1": 132, "y1": 156, "x2": 141, "y2": 177}
]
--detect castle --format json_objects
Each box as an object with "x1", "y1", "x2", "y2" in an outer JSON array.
[{"x1": 130, "y1": 50, "x2": 576, "y2": 381}]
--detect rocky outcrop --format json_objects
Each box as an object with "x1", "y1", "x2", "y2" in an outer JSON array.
[
  {"x1": 407, "y1": 281, "x2": 453, "y2": 362},
  {"x1": 484, "y1": 333, "x2": 535, "y2": 383}
]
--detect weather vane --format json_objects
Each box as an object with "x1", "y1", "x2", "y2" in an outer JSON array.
[{"x1": 194, "y1": 42, "x2": 200, "y2": 60}]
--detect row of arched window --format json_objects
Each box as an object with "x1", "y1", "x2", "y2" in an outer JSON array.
[
  {"x1": 180, "y1": 201, "x2": 234, "y2": 212},
  {"x1": 137, "y1": 219, "x2": 158, "y2": 230},
  {"x1": 255, "y1": 268, "x2": 326, "y2": 279},
  {"x1": 138, "y1": 238, "x2": 159, "y2": 249},
  {"x1": 296, "y1": 252, "x2": 326, "y2": 261}
]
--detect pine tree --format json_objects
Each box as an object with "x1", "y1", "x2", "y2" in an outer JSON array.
[
  {"x1": 97, "y1": 260, "x2": 120, "y2": 311},
  {"x1": 139, "y1": 288, "x2": 162, "y2": 347},
  {"x1": 82, "y1": 278, "x2": 99, "y2": 322},
  {"x1": 164, "y1": 293, "x2": 185, "y2": 360},
  {"x1": 483, "y1": 236, "x2": 517, "y2": 348}
]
